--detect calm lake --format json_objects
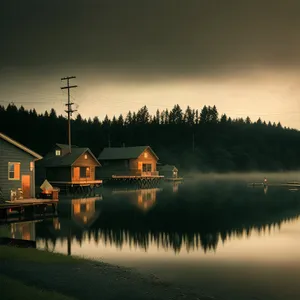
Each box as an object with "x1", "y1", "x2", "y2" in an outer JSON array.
[{"x1": 1, "y1": 177, "x2": 300, "y2": 300}]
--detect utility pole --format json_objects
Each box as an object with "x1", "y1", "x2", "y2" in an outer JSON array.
[
  {"x1": 192, "y1": 132, "x2": 195, "y2": 153},
  {"x1": 61, "y1": 76, "x2": 77, "y2": 153}
]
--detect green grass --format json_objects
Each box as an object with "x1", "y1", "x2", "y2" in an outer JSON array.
[
  {"x1": 0, "y1": 274, "x2": 76, "y2": 300},
  {"x1": 0, "y1": 246, "x2": 78, "y2": 264}
]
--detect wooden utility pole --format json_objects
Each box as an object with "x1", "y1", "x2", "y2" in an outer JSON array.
[
  {"x1": 61, "y1": 76, "x2": 77, "y2": 153},
  {"x1": 192, "y1": 132, "x2": 195, "y2": 153}
]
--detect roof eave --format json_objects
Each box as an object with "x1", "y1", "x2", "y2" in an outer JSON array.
[{"x1": 0, "y1": 132, "x2": 43, "y2": 160}]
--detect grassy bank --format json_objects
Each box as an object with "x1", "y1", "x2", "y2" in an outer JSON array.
[
  {"x1": 0, "y1": 274, "x2": 75, "y2": 300},
  {"x1": 0, "y1": 246, "x2": 212, "y2": 300}
]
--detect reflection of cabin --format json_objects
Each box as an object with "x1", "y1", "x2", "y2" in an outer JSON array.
[
  {"x1": 136, "y1": 189, "x2": 157, "y2": 211},
  {"x1": 11, "y1": 221, "x2": 36, "y2": 241},
  {"x1": 0, "y1": 132, "x2": 42, "y2": 201},
  {"x1": 97, "y1": 146, "x2": 161, "y2": 178},
  {"x1": 158, "y1": 165, "x2": 178, "y2": 179},
  {"x1": 111, "y1": 188, "x2": 161, "y2": 211},
  {"x1": 72, "y1": 198, "x2": 101, "y2": 228},
  {"x1": 36, "y1": 144, "x2": 102, "y2": 189}
]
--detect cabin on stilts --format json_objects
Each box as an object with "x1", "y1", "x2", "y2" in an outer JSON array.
[
  {"x1": 97, "y1": 146, "x2": 164, "y2": 187},
  {"x1": 35, "y1": 144, "x2": 102, "y2": 194}
]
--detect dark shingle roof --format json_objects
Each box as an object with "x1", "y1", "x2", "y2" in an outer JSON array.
[
  {"x1": 56, "y1": 143, "x2": 78, "y2": 149},
  {"x1": 98, "y1": 146, "x2": 159, "y2": 160},
  {"x1": 158, "y1": 164, "x2": 178, "y2": 172},
  {"x1": 38, "y1": 147, "x2": 100, "y2": 167}
]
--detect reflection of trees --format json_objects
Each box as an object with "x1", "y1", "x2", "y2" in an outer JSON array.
[{"x1": 35, "y1": 184, "x2": 300, "y2": 254}]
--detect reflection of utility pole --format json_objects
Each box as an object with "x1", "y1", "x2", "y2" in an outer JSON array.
[
  {"x1": 67, "y1": 200, "x2": 72, "y2": 256},
  {"x1": 67, "y1": 227, "x2": 71, "y2": 256},
  {"x1": 61, "y1": 76, "x2": 77, "y2": 154}
]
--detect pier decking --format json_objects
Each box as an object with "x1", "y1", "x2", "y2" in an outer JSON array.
[
  {"x1": 0, "y1": 199, "x2": 58, "y2": 222},
  {"x1": 103, "y1": 175, "x2": 164, "y2": 188},
  {"x1": 47, "y1": 180, "x2": 102, "y2": 194}
]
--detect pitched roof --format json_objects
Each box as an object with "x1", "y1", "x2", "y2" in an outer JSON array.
[
  {"x1": 56, "y1": 143, "x2": 79, "y2": 149},
  {"x1": 158, "y1": 164, "x2": 178, "y2": 172},
  {"x1": 98, "y1": 146, "x2": 159, "y2": 160},
  {"x1": 38, "y1": 147, "x2": 100, "y2": 167},
  {"x1": 0, "y1": 132, "x2": 42, "y2": 160}
]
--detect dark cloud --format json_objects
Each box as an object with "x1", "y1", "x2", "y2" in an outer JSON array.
[{"x1": 1, "y1": 0, "x2": 300, "y2": 75}]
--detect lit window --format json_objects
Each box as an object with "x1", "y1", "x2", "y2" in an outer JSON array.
[
  {"x1": 30, "y1": 162, "x2": 34, "y2": 171},
  {"x1": 80, "y1": 167, "x2": 90, "y2": 178},
  {"x1": 144, "y1": 152, "x2": 148, "y2": 158},
  {"x1": 8, "y1": 162, "x2": 20, "y2": 180},
  {"x1": 84, "y1": 154, "x2": 88, "y2": 159},
  {"x1": 55, "y1": 150, "x2": 61, "y2": 156}
]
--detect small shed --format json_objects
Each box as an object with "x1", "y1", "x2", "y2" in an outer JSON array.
[{"x1": 157, "y1": 164, "x2": 178, "y2": 179}]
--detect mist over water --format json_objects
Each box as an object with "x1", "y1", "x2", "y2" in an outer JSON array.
[{"x1": 183, "y1": 171, "x2": 300, "y2": 184}]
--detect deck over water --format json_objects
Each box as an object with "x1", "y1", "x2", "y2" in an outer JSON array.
[
  {"x1": 0, "y1": 198, "x2": 59, "y2": 221},
  {"x1": 1, "y1": 199, "x2": 58, "y2": 208}
]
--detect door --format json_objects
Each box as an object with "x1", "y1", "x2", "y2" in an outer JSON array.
[
  {"x1": 73, "y1": 167, "x2": 80, "y2": 181},
  {"x1": 22, "y1": 175, "x2": 31, "y2": 199}
]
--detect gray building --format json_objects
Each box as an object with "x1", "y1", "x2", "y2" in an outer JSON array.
[{"x1": 0, "y1": 132, "x2": 42, "y2": 201}]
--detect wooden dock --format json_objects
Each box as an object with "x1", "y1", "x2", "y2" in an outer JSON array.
[
  {"x1": 104, "y1": 175, "x2": 164, "y2": 188},
  {"x1": 48, "y1": 180, "x2": 102, "y2": 195},
  {"x1": 0, "y1": 199, "x2": 58, "y2": 222},
  {"x1": 248, "y1": 182, "x2": 300, "y2": 189},
  {"x1": 164, "y1": 177, "x2": 184, "y2": 182}
]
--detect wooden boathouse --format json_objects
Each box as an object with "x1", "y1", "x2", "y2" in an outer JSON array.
[
  {"x1": 157, "y1": 164, "x2": 183, "y2": 181},
  {"x1": 35, "y1": 144, "x2": 102, "y2": 194},
  {"x1": 97, "y1": 146, "x2": 164, "y2": 187},
  {"x1": 0, "y1": 132, "x2": 43, "y2": 201}
]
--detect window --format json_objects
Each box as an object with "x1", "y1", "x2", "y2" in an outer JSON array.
[
  {"x1": 30, "y1": 162, "x2": 34, "y2": 171},
  {"x1": 142, "y1": 163, "x2": 152, "y2": 172},
  {"x1": 84, "y1": 154, "x2": 88, "y2": 159},
  {"x1": 55, "y1": 149, "x2": 61, "y2": 156},
  {"x1": 80, "y1": 167, "x2": 90, "y2": 178},
  {"x1": 144, "y1": 152, "x2": 148, "y2": 158},
  {"x1": 8, "y1": 162, "x2": 20, "y2": 180}
]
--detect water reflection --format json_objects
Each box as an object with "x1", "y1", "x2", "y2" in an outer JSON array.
[
  {"x1": 2, "y1": 183, "x2": 300, "y2": 255},
  {"x1": 29, "y1": 184, "x2": 300, "y2": 254},
  {"x1": 111, "y1": 188, "x2": 162, "y2": 211},
  {"x1": 72, "y1": 197, "x2": 102, "y2": 227}
]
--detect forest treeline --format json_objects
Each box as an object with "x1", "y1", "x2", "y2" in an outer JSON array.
[{"x1": 0, "y1": 103, "x2": 299, "y2": 172}]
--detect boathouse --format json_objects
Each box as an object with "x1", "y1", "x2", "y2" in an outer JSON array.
[
  {"x1": 35, "y1": 144, "x2": 102, "y2": 192},
  {"x1": 157, "y1": 164, "x2": 178, "y2": 179},
  {"x1": 97, "y1": 146, "x2": 161, "y2": 179},
  {"x1": 0, "y1": 132, "x2": 42, "y2": 201}
]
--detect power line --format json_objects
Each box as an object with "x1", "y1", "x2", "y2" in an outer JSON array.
[{"x1": 61, "y1": 76, "x2": 77, "y2": 153}]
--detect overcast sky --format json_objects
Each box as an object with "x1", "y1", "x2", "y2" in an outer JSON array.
[{"x1": 1, "y1": 0, "x2": 300, "y2": 128}]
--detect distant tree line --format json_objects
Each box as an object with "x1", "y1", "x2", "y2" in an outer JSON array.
[{"x1": 0, "y1": 103, "x2": 299, "y2": 172}]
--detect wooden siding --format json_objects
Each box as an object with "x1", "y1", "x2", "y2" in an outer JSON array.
[
  {"x1": 73, "y1": 151, "x2": 99, "y2": 167},
  {"x1": 97, "y1": 148, "x2": 159, "y2": 178},
  {"x1": 72, "y1": 151, "x2": 99, "y2": 182},
  {"x1": 130, "y1": 148, "x2": 158, "y2": 173},
  {"x1": 46, "y1": 167, "x2": 71, "y2": 182},
  {"x1": 0, "y1": 137, "x2": 37, "y2": 200},
  {"x1": 71, "y1": 166, "x2": 95, "y2": 181},
  {"x1": 96, "y1": 160, "x2": 131, "y2": 178}
]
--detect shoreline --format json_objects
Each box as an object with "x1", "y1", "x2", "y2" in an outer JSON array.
[{"x1": 0, "y1": 246, "x2": 215, "y2": 300}]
